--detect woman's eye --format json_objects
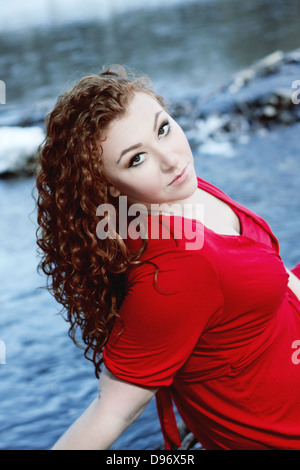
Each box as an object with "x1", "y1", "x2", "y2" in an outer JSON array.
[
  {"x1": 158, "y1": 121, "x2": 171, "y2": 138},
  {"x1": 129, "y1": 153, "x2": 145, "y2": 168}
]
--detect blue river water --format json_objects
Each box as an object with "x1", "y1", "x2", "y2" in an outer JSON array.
[{"x1": 0, "y1": 0, "x2": 300, "y2": 450}]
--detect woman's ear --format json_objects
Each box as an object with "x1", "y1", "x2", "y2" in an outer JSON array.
[{"x1": 108, "y1": 184, "x2": 121, "y2": 198}]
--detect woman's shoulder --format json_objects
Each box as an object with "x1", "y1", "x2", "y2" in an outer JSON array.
[
  {"x1": 127, "y1": 226, "x2": 220, "y2": 291},
  {"x1": 196, "y1": 176, "x2": 227, "y2": 198}
]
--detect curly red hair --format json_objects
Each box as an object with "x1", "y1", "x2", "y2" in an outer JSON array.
[{"x1": 35, "y1": 65, "x2": 167, "y2": 377}]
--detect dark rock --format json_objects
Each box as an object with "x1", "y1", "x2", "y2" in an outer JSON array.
[
  {"x1": 155, "y1": 420, "x2": 204, "y2": 450},
  {"x1": 181, "y1": 48, "x2": 299, "y2": 121}
]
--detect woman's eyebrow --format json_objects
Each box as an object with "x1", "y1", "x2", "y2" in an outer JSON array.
[
  {"x1": 153, "y1": 110, "x2": 163, "y2": 131},
  {"x1": 118, "y1": 143, "x2": 142, "y2": 163}
]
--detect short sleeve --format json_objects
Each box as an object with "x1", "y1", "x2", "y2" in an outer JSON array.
[{"x1": 103, "y1": 249, "x2": 223, "y2": 388}]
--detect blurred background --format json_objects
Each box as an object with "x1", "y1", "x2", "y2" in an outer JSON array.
[{"x1": 0, "y1": 0, "x2": 300, "y2": 450}]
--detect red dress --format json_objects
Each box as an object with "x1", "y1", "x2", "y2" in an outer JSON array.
[{"x1": 103, "y1": 177, "x2": 300, "y2": 450}]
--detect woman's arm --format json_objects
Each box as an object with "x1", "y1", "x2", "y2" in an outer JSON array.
[
  {"x1": 286, "y1": 268, "x2": 300, "y2": 302},
  {"x1": 51, "y1": 365, "x2": 157, "y2": 450}
]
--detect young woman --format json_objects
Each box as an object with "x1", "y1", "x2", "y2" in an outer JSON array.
[{"x1": 36, "y1": 66, "x2": 300, "y2": 450}]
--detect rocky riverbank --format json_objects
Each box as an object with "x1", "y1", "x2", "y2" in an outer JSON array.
[
  {"x1": 171, "y1": 49, "x2": 300, "y2": 155},
  {"x1": 1, "y1": 48, "x2": 300, "y2": 179}
]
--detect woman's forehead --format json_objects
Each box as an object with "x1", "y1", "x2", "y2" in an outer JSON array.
[
  {"x1": 105, "y1": 92, "x2": 165, "y2": 139},
  {"x1": 126, "y1": 92, "x2": 164, "y2": 118}
]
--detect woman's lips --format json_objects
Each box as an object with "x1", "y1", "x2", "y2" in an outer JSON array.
[{"x1": 168, "y1": 164, "x2": 189, "y2": 186}]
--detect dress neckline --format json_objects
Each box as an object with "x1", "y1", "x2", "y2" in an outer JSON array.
[
  {"x1": 144, "y1": 178, "x2": 244, "y2": 240},
  {"x1": 191, "y1": 177, "x2": 244, "y2": 238}
]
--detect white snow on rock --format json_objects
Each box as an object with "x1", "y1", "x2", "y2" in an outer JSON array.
[{"x1": 0, "y1": 126, "x2": 45, "y2": 175}]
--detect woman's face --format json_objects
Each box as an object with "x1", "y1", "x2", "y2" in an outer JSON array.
[{"x1": 101, "y1": 92, "x2": 198, "y2": 209}]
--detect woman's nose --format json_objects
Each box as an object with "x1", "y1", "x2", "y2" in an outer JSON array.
[{"x1": 158, "y1": 149, "x2": 180, "y2": 171}]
